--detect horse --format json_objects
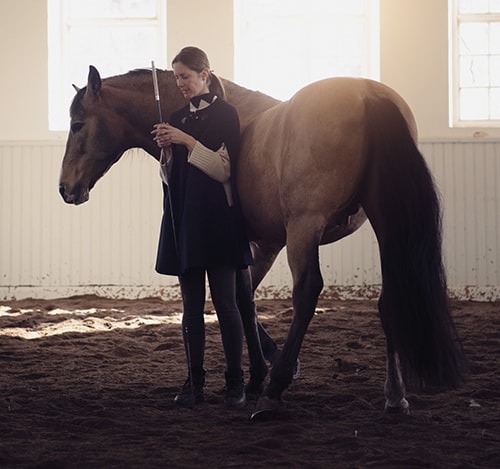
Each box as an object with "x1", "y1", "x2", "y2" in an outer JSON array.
[{"x1": 59, "y1": 66, "x2": 467, "y2": 419}]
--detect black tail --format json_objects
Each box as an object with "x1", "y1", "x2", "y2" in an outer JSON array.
[{"x1": 362, "y1": 97, "x2": 467, "y2": 392}]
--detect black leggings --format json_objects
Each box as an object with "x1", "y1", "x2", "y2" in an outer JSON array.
[{"x1": 179, "y1": 265, "x2": 243, "y2": 372}]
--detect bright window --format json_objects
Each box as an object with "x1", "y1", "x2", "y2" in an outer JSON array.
[
  {"x1": 48, "y1": 0, "x2": 167, "y2": 131},
  {"x1": 234, "y1": 0, "x2": 379, "y2": 101},
  {"x1": 449, "y1": 0, "x2": 500, "y2": 126}
]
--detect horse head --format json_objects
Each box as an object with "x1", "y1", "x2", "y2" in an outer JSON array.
[{"x1": 59, "y1": 65, "x2": 150, "y2": 205}]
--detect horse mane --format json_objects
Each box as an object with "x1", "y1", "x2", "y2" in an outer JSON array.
[
  {"x1": 69, "y1": 67, "x2": 280, "y2": 128},
  {"x1": 70, "y1": 68, "x2": 173, "y2": 115}
]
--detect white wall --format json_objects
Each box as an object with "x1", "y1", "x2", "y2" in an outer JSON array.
[{"x1": 1, "y1": 1, "x2": 499, "y2": 300}]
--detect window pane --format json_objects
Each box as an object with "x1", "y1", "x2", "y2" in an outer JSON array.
[
  {"x1": 314, "y1": 0, "x2": 366, "y2": 15},
  {"x1": 235, "y1": 0, "x2": 378, "y2": 101},
  {"x1": 460, "y1": 88, "x2": 489, "y2": 119},
  {"x1": 459, "y1": 0, "x2": 489, "y2": 13},
  {"x1": 310, "y1": 21, "x2": 366, "y2": 78},
  {"x1": 491, "y1": 23, "x2": 500, "y2": 54},
  {"x1": 491, "y1": 56, "x2": 500, "y2": 85},
  {"x1": 68, "y1": 0, "x2": 157, "y2": 19},
  {"x1": 459, "y1": 55, "x2": 489, "y2": 87},
  {"x1": 491, "y1": 88, "x2": 500, "y2": 118},
  {"x1": 69, "y1": 24, "x2": 159, "y2": 72},
  {"x1": 48, "y1": 0, "x2": 166, "y2": 131},
  {"x1": 490, "y1": 0, "x2": 500, "y2": 13},
  {"x1": 247, "y1": 0, "x2": 366, "y2": 16},
  {"x1": 460, "y1": 23, "x2": 489, "y2": 55}
]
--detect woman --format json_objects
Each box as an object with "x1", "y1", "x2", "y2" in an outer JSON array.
[{"x1": 152, "y1": 46, "x2": 253, "y2": 409}]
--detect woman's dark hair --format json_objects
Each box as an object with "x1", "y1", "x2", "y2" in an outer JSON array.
[{"x1": 172, "y1": 46, "x2": 226, "y2": 99}]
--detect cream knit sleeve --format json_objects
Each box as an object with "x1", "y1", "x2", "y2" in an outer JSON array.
[
  {"x1": 188, "y1": 142, "x2": 233, "y2": 206},
  {"x1": 188, "y1": 141, "x2": 231, "y2": 183}
]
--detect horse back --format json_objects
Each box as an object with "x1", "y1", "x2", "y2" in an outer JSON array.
[{"x1": 237, "y1": 77, "x2": 415, "y2": 243}]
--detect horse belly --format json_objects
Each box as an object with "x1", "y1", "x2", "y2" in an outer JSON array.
[{"x1": 237, "y1": 118, "x2": 286, "y2": 243}]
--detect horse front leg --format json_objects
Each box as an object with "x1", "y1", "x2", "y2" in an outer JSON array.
[{"x1": 252, "y1": 226, "x2": 323, "y2": 419}]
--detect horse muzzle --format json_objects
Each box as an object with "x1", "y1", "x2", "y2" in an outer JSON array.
[{"x1": 59, "y1": 183, "x2": 89, "y2": 205}]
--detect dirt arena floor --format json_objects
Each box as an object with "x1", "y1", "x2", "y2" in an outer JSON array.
[{"x1": 0, "y1": 296, "x2": 499, "y2": 468}]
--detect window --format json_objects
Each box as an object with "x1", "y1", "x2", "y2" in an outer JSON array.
[
  {"x1": 234, "y1": 0, "x2": 379, "y2": 101},
  {"x1": 449, "y1": 0, "x2": 500, "y2": 126},
  {"x1": 48, "y1": 0, "x2": 167, "y2": 131}
]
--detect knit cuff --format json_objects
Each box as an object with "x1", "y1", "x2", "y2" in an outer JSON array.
[{"x1": 188, "y1": 141, "x2": 230, "y2": 183}]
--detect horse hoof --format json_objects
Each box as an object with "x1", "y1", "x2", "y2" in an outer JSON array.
[
  {"x1": 250, "y1": 396, "x2": 285, "y2": 421},
  {"x1": 384, "y1": 397, "x2": 410, "y2": 415}
]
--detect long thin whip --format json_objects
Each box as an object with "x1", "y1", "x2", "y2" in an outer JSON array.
[
  {"x1": 151, "y1": 61, "x2": 178, "y2": 255},
  {"x1": 152, "y1": 61, "x2": 194, "y2": 404},
  {"x1": 151, "y1": 60, "x2": 163, "y2": 123}
]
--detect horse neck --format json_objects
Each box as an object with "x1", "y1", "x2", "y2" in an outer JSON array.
[
  {"x1": 105, "y1": 70, "x2": 186, "y2": 158},
  {"x1": 104, "y1": 72, "x2": 279, "y2": 156},
  {"x1": 222, "y1": 80, "x2": 281, "y2": 131}
]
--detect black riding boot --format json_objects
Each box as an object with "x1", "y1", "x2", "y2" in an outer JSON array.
[
  {"x1": 224, "y1": 368, "x2": 246, "y2": 409},
  {"x1": 174, "y1": 368, "x2": 206, "y2": 408}
]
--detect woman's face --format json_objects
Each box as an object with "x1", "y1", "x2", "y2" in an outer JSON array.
[{"x1": 173, "y1": 61, "x2": 209, "y2": 99}]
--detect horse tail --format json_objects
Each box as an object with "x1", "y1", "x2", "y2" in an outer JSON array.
[{"x1": 361, "y1": 96, "x2": 467, "y2": 392}]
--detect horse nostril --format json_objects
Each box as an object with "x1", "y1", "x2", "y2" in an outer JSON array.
[
  {"x1": 59, "y1": 183, "x2": 75, "y2": 203},
  {"x1": 59, "y1": 183, "x2": 68, "y2": 200}
]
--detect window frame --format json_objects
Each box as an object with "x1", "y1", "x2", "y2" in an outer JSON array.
[
  {"x1": 233, "y1": 0, "x2": 379, "y2": 102},
  {"x1": 449, "y1": 0, "x2": 500, "y2": 128},
  {"x1": 47, "y1": 0, "x2": 167, "y2": 132}
]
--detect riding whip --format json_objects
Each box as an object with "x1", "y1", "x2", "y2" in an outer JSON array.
[
  {"x1": 152, "y1": 61, "x2": 194, "y2": 402},
  {"x1": 151, "y1": 61, "x2": 179, "y2": 255}
]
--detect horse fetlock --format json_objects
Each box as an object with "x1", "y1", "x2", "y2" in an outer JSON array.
[
  {"x1": 245, "y1": 379, "x2": 265, "y2": 401},
  {"x1": 269, "y1": 367, "x2": 294, "y2": 395}
]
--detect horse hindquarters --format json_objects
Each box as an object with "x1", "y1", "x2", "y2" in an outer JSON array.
[{"x1": 361, "y1": 97, "x2": 467, "y2": 392}]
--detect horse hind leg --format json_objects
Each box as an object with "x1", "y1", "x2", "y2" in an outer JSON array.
[
  {"x1": 378, "y1": 298, "x2": 410, "y2": 414},
  {"x1": 384, "y1": 346, "x2": 410, "y2": 414},
  {"x1": 249, "y1": 240, "x2": 285, "y2": 364},
  {"x1": 235, "y1": 267, "x2": 268, "y2": 399},
  {"x1": 236, "y1": 241, "x2": 284, "y2": 398}
]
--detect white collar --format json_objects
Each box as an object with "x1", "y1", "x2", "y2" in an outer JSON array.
[{"x1": 189, "y1": 94, "x2": 217, "y2": 113}]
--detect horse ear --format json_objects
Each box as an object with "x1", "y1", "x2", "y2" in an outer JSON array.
[
  {"x1": 87, "y1": 65, "x2": 102, "y2": 96},
  {"x1": 72, "y1": 84, "x2": 81, "y2": 92}
]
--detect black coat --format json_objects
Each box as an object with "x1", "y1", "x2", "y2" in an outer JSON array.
[{"x1": 155, "y1": 94, "x2": 253, "y2": 276}]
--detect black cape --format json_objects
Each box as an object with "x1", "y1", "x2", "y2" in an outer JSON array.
[{"x1": 155, "y1": 94, "x2": 253, "y2": 276}]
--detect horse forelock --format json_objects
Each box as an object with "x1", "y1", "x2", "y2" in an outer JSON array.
[{"x1": 70, "y1": 87, "x2": 87, "y2": 116}]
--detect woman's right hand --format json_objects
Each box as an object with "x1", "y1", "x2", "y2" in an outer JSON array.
[
  {"x1": 151, "y1": 123, "x2": 172, "y2": 148},
  {"x1": 152, "y1": 123, "x2": 196, "y2": 152}
]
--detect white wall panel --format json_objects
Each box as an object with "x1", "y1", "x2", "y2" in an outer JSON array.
[{"x1": 1, "y1": 141, "x2": 499, "y2": 301}]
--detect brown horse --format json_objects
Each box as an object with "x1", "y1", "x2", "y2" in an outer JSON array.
[{"x1": 59, "y1": 66, "x2": 466, "y2": 418}]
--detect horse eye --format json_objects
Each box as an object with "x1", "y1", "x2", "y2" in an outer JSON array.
[{"x1": 71, "y1": 122, "x2": 84, "y2": 133}]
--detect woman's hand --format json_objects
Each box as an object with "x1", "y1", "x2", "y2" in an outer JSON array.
[{"x1": 151, "y1": 123, "x2": 196, "y2": 152}]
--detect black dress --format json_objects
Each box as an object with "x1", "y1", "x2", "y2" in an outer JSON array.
[{"x1": 155, "y1": 93, "x2": 253, "y2": 276}]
